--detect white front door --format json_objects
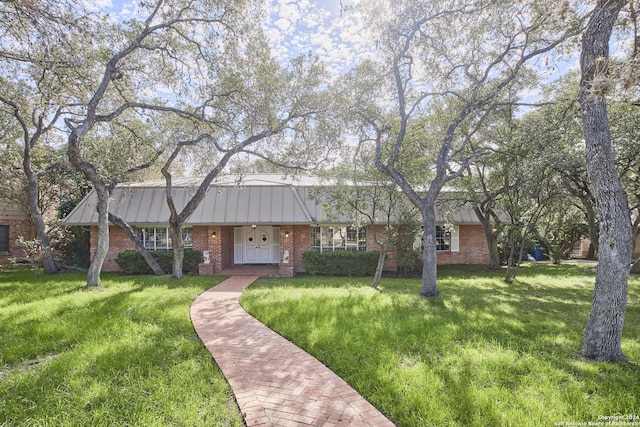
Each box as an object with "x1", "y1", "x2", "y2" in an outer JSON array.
[{"x1": 244, "y1": 226, "x2": 273, "y2": 264}]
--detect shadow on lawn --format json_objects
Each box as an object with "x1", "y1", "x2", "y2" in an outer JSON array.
[
  {"x1": 246, "y1": 264, "x2": 640, "y2": 425},
  {"x1": 0, "y1": 272, "x2": 209, "y2": 366}
]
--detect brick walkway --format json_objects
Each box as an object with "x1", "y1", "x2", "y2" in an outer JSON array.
[{"x1": 190, "y1": 276, "x2": 395, "y2": 426}]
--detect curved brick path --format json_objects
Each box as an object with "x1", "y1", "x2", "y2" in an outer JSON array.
[{"x1": 190, "y1": 276, "x2": 395, "y2": 426}]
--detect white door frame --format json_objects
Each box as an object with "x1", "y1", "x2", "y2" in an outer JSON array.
[{"x1": 234, "y1": 226, "x2": 280, "y2": 264}]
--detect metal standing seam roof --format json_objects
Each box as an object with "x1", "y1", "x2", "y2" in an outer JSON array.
[{"x1": 62, "y1": 174, "x2": 482, "y2": 226}]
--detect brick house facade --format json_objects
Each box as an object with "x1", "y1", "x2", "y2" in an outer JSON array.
[
  {"x1": 0, "y1": 198, "x2": 36, "y2": 265},
  {"x1": 87, "y1": 222, "x2": 489, "y2": 276},
  {"x1": 68, "y1": 175, "x2": 491, "y2": 276}
]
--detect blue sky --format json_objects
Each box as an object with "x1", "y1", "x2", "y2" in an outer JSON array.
[{"x1": 94, "y1": 0, "x2": 360, "y2": 76}]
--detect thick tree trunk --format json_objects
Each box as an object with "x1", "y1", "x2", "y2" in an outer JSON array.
[
  {"x1": 24, "y1": 163, "x2": 58, "y2": 274},
  {"x1": 68, "y1": 131, "x2": 107, "y2": 287},
  {"x1": 87, "y1": 184, "x2": 109, "y2": 287},
  {"x1": 421, "y1": 207, "x2": 439, "y2": 297},
  {"x1": 108, "y1": 213, "x2": 165, "y2": 275},
  {"x1": 579, "y1": 0, "x2": 631, "y2": 362},
  {"x1": 169, "y1": 222, "x2": 184, "y2": 279}
]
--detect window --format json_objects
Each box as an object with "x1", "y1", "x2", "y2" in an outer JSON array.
[
  {"x1": 0, "y1": 225, "x2": 8, "y2": 253},
  {"x1": 413, "y1": 225, "x2": 460, "y2": 252},
  {"x1": 435, "y1": 226, "x2": 450, "y2": 251},
  {"x1": 310, "y1": 226, "x2": 367, "y2": 252},
  {"x1": 137, "y1": 227, "x2": 193, "y2": 250}
]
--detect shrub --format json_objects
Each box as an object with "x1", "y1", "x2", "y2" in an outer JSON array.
[
  {"x1": 51, "y1": 225, "x2": 90, "y2": 268},
  {"x1": 302, "y1": 250, "x2": 379, "y2": 276},
  {"x1": 115, "y1": 249, "x2": 202, "y2": 275}
]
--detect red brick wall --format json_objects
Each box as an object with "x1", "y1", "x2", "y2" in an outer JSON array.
[
  {"x1": 220, "y1": 226, "x2": 234, "y2": 269},
  {"x1": 366, "y1": 225, "x2": 398, "y2": 270},
  {"x1": 91, "y1": 225, "x2": 213, "y2": 272},
  {"x1": 193, "y1": 225, "x2": 210, "y2": 252},
  {"x1": 292, "y1": 225, "x2": 310, "y2": 273},
  {"x1": 89, "y1": 223, "x2": 490, "y2": 273},
  {"x1": 91, "y1": 226, "x2": 136, "y2": 271},
  {"x1": 0, "y1": 215, "x2": 36, "y2": 264},
  {"x1": 437, "y1": 225, "x2": 489, "y2": 265}
]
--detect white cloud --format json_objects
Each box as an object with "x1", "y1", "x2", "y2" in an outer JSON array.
[{"x1": 261, "y1": 0, "x2": 370, "y2": 77}]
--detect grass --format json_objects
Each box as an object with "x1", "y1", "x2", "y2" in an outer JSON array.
[
  {"x1": 0, "y1": 271, "x2": 243, "y2": 427},
  {"x1": 240, "y1": 263, "x2": 640, "y2": 427}
]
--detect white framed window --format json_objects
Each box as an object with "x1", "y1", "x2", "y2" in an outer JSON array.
[
  {"x1": 137, "y1": 227, "x2": 193, "y2": 250},
  {"x1": 310, "y1": 225, "x2": 367, "y2": 252},
  {"x1": 413, "y1": 225, "x2": 460, "y2": 252}
]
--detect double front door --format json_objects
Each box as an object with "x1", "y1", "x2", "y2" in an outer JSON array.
[{"x1": 234, "y1": 226, "x2": 280, "y2": 264}]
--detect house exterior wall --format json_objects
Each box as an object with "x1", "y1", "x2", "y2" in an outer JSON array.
[
  {"x1": 292, "y1": 225, "x2": 311, "y2": 273},
  {"x1": 90, "y1": 226, "x2": 135, "y2": 271},
  {"x1": 575, "y1": 235, "x2": 640, "y2": 259},
  {"x1": 0, "y1": 200, "x2": 36, "y2": 264},
  {"x1": 95, "y1": 225, "x2": 218, "y2": 273},
  {"x1": 436, "y1": 225, "x2": 489, "y2": 265},
  {"x1": 364, "y1": 224, "x2": 490, "y2": 268},
  {"x1": 366, "y1": 225, "x2": 398, "y2": 270},
  {"x1": 89, "y1": 223, "x2": 490, "y2": 273}
]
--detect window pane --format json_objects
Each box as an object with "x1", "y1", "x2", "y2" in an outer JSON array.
[
  {"x1": 322, "y1": 227, "x2": 333, "y2": 252},
  {"x1": 182, "y1": 227, "x2": 193, "y2": 249},
  {"x1": 311, "y1": 226, "x2": 321, "y2": 251},
  {"x1": 155, "y1": 228, "x2": 168, "y2": 250},
  {"x1": 0, "y1": 225, "x2": 9, "y2": 252},
  {"x1": 333, "y1": 227, "x2": 346, "y2": 250},
  {"x1": 358, "y1": 227, "x2": 367, "y2": 251},
  {"x1": 435, "y1": 226, "x2": 450, "y2": 251}
]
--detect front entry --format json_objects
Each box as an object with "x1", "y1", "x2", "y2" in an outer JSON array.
[{"x1": 234, "y1": 226, "x2": 280, "y2": 264}]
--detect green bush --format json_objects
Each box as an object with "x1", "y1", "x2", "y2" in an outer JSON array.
[
  {"x1": 302, "y1": 250, "x2": 380, "y2": 276},
  {"x1": 115, "y1": 249, "x2": 202, "y2": 275}
]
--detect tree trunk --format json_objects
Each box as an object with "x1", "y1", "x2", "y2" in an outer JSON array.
[
  {"x1": 504, "y1": 226, "x2": 514, "y2": 282},
  {"x1": 169, "y1": 222, "x2": 184, "y2": 279},
  {"x1": 420, "y1": 207, "x2": 439, "y2": 297},
  {"x1": 371, "y1": 244, "x2": 387, "y2": 289},
  {"x1": 586, "y1": 242, "x2": 597, "y2": 260},
  {"x1": 630, "y1": 259, "x2": 640, "y2": 274},
  {"x1": 87, "y1": 184, "x2": 109, "y2": 287},
  {"x1": 631, "y1": 215, "x2": 640, "y2": 258},
  {"x1": 474, "y1": 206, "x2": 501, "y2": 270},
  {"x1": 68, "y1": 130, "x2": 107, "y2": 287},
  {"x1": 108, "y1": 213, "x2": 165, "y2": 275},
  {"x1": 23, "y1": 147, "x2": 58, "y2": 274},
  {"x1": 579, "y1": 0, "x2": 631, "y2": 362}
]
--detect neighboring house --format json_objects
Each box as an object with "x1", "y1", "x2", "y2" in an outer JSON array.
[
  {"x1": 572, "y1": 235, "x2": 640, "y2": 259},
  {"x1": 0, "y1": 197, "x2": 35, "y2": 265},
  {"x1": 63, "y1": 174, "x2": 490, "y2": 275}
]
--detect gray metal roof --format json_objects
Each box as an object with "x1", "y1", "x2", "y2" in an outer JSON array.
[{"x1": 63, "y1": 174, "x2": 481, "y2": 226}]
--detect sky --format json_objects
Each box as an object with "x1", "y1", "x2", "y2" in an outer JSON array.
[
  {"x1": 84, "y1": 0, "x2": 609, "y2": 107},
  {"x1": 94, "y1": 0, "x2": 362, "y2": 77}
]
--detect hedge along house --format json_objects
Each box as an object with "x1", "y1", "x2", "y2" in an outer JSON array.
[{"x1": 62, "y1": 174, "x2": 490, "y2": 276}]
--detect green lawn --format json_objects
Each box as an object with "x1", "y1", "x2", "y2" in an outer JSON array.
[
  {"x1": 0, "y1": 271, "x2": 243, "y2": 427},
  {"x1": 241, "y1": 264, "x2": 640, "y2": 427}
]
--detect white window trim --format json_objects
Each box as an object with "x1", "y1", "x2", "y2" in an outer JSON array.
[
  {"x1": 414, "y1": 225, "x2": 460, "y2": 252},
  {"x1": 310, "y1": 225, "x2": 367, "y2": 253},
  {"x1": 136, "y1": 226, "x2": 193, "y2": 250}
]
